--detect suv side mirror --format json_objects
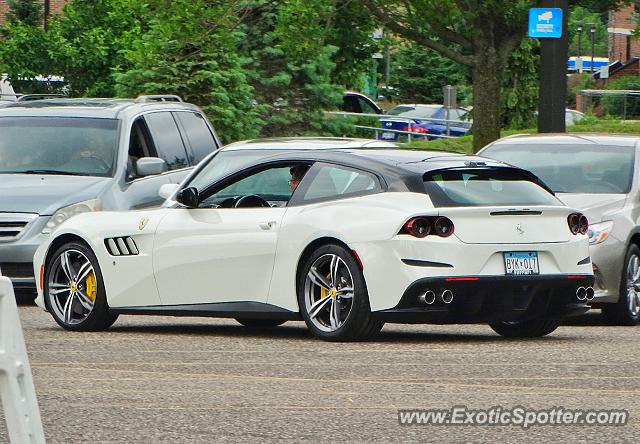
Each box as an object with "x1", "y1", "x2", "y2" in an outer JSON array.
[
  {"x1": 176, "y1": 187, "x2": 199, "y2": 208},
  {"x1": 136, "y1": 157, "x2": 167, "y2": 177}
]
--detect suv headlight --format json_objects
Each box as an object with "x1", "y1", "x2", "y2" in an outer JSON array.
[
  {"x1": 587, "y1": 221, "x2": 613, "y2": 245},
  {"x1": 42, "y1": 199, "x2": 101, "y2": 234}
]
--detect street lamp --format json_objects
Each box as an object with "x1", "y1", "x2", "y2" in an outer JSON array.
[
  {"x1": 589, "y1": 24, "x2": 596, "y2": 73},
  {"x1": 577, "y1": 22, "x2": 583, "y2": 58}
]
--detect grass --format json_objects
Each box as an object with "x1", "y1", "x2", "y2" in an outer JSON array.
[{"x1": 401, "y1": 119, "x2": 640, "y2": 153}]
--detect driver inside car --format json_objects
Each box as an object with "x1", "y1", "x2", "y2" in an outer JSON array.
[{"x1": 289, "y1": 165, "x2": 310, "y2": 192}]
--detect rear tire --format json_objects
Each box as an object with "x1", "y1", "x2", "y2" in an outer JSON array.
[
  {"x1": 44, "y1": 241, "x2": 118, "y2": 331},
  {"x1": 298, "y1": 243, "x2": 383, "y2": 341},
  {"x1": 235, "y1": 318, "x2": 286, "y2": 328},
  {"x1": 489, "y1": 318, "x2": 560, "y2": 338},
  {"x1": 601, "y1": 244, "x2": 640, "y2": 326}
]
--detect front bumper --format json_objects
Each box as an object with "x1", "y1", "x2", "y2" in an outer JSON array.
[
  {"x1": 372, "y1": 274, "x2": 593, "y2": 323},
  {"x1": 0, "y1": 216, "x2": 49, "y2": 289}
]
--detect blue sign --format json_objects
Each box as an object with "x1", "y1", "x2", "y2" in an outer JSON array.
[{"x1": 528, "y1": 8, "x2": 563, "y2": 38}]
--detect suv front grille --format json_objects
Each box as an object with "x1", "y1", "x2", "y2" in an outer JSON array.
[
  {"x1": 0, "y1": 213, "x2": 38, "y2": 240},
  {"x1": 104, "y1": 237, "x2": 139, "y2": 256}
]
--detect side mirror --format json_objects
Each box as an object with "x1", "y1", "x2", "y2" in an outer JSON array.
[
  {"x1": 136, "y1": 157, "x2": 167, "y2": 177},
  {"x1": 158, "y1": 183, "x2": 179, "y2": 200},
  {"x1": 176, "y1": 187, "x2": 199, "y2": 208}
]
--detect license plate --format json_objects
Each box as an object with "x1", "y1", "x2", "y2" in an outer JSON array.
[
  {"x1": 380, "y1": 131, "x2": 396, "y2": 140},
  {"x1": 504, "y1": 252, "x2": 539, "y2": 275}
]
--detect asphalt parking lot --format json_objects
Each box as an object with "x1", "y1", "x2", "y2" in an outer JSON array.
[{"x1": 1, "y1": 304, "x2": 638, "y2": 443}]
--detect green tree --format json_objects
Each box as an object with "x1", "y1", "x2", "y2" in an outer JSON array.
[
  {"x1": 114, "y1": 0, "x2": 265, "y2": 144},
  {"x1": 365, "y1": 0, "x2": 628, "y2": 151},
  {"x1": 568, "y1": 6, "x2": 608, "y2": 58},
  {"x1": 389, "y1": 41, "x2": 471, "y2": 104},
  {"x1": 238, "y1": 0, "x2": 351, "y2": 137},
  {"x1": 51, "y1": 0, "x2": 148, "y2": 96},
  {"x1": 6, "y1": 0, "x2": 43, "y2": 26}
]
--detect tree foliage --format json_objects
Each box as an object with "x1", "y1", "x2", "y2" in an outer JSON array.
[
  {"x1": 6, "y1": 0, "x2": 43, "y2": 26},
  {"x1": 365, "y1": 0, "x2": 629, "y2": 151},
  {"x1": 114, "y1": 0, "x2": 265, "y2": 144}
]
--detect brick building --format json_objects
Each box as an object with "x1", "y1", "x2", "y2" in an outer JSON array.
[
  {"x1": 606, "y1": 4, "x2": 640, "y2": 81},
  {"x1": 0, "y1": 0, "x2": 68, "y2": 26}
]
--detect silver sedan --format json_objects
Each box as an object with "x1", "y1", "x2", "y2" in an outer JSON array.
[{"x1": 480, "y1": 134, "x2": 640, "y2": 325}]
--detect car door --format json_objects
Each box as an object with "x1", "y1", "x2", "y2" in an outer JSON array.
[
  {"x1": 144, "y1": 111, "x2": 193, "y2": 185},
  {"x1": 152, "y1": 162, "x2": 306, "y2": 306},
  {"x1": 121, "y1": 116, "x2": 173, "y2": 209}
]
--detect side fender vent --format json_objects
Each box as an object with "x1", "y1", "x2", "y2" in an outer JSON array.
[{"x1": 104, "y1": 237, "x2": 139, "y2": 256}]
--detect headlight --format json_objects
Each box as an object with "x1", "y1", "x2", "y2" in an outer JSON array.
[
  {"x1": 587, "y1": 221, "x2": 613, "y2": 245},
  {"x1": 42, "y1": 199, "x2": 101, "y2": 234}
]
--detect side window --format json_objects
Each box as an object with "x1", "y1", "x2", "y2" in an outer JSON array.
[
  {"x1": 300, "y1": 164, "x2": 381, "y2": 202},
  {"x1": 357, "y1": 97, "x2": 378, "y2": 115},
  {"x1": 174, "y1": 112, "x2": 218, "y2": 164},
  {"x1": 144, "y1": 112, "x2": 189, "y2": 170},
  {"x1": 341, "y1": 95, "x2": 361, "y2": 113},
  {"x1": 198, "y1": 164, "x2": 308, "y2": 208},
  {"x1": 127, "y1": 118, "x2": 158, "y2": 179}
]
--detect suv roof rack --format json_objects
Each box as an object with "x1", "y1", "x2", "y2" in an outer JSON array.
[
  {"x1": 135, "y1": 95, "x2": 183, "y2": 103},
  {"x1": 16, "y1": 94, "x2": 67, "y2": 102}
]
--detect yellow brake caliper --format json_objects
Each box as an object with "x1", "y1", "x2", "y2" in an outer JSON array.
[{"x1": 85, "y1": 272, "x2": 97, "y2": 302}]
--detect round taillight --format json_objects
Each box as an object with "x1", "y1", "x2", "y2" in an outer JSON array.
[
  {"x1": 434, "y1": 217, "x2": 454, "y2": 237},
  {"x1": 567, "y1": 213, "x2": 580, "y2": 235},
  {"x1": 578, "y1": 214, "x2": 589, "y2": 235},
  {"x1": 405, "y1": 217, "x2": 431, "y2": 238}
]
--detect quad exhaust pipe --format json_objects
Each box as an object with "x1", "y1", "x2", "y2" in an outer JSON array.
[
  {"x1": 418, "y1": 289, "x2": 454, "y2": 305},
  {"x1": 440, "y1": 289, "x2": 454, "y2": 304},
  {"x1": 418, "y1": 290, "x2": 437, "y2": 305},
  {"x1": 576, "y1": 286, "x2": 595, "y2": 301}
]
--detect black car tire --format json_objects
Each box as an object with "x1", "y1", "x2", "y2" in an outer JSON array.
[
  {"x1": 602, "y1": 244, "x2": 640, "y2": 326},
  {"x1": 489, "y1": 318, "x2": 560, "y2": 338},
  {"x1": 298, "y1": 243, "x2": 383, "y2": 341},
  {"x1": 235, "y1": 318, "x2": 286, "y2": 328},
  {"x1": 44, "y1": 241, "x2": 118, "y2": 331}
]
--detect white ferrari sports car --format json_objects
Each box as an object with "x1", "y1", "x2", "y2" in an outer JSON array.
[{"x1": 34, "y1": 139, "x2": 594, "y2": 341}]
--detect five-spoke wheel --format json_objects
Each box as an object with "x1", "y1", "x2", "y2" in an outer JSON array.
[
  {"x1": 45, "y1": 242, "x2": 118, "y2": 331},
  {"x1": 298, "y1": 244, "x2": 382, "y2": 341}
]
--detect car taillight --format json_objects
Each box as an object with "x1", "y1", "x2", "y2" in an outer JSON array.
[
  {"x1": 434, "y1": 217, "x2": 455, "y2": 237},
  {"x1": 401, "y1": 216, "x2": 454, "y2": 238},
  {"x1": 568, "y1": 213, "x2": 588, "y2": 235},
  {"x1": 403, "y1": 124, "x2": 428, "y2": 134}
]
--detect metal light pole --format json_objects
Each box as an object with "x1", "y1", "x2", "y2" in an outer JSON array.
[
  {"x1": 590, "y1": 24, "x2": 596, "y2": 73},
  {"x1": 576, "y1": 22, "x2": 583, "y2": 72}
]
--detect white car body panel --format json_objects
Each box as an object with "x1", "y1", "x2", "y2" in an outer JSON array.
[{"x1": 34, "y1": 193, "x2": 592, "y2": 315}]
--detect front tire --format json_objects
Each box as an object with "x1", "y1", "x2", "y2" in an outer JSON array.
[
  {"x1": 602, "y1": 244, "x2": 640, "y2": 326},
  {"x1": 44, "y1": 241, "x2": 118, "y2": 331},
  {"x1": 298, "y1": 243, "x2": 383, "y2": 341},
  {"x1": 489, "y1": 318, "x2": 560, "y2": 338}
]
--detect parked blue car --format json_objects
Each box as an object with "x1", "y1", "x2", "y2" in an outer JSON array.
[{"x1": 378, "y1": 104, "x2": 471, "y2": 141}]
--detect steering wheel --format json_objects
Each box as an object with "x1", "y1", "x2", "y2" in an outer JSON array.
[{"x1": 233, "y1": 194, "x2": 271, "y2": 208}]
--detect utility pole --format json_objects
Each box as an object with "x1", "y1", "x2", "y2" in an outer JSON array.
[
  {"x1": 590, "y1": 24, "x2": 596, "y2": 73},
  {"x1": 536, "y1": 0, "x2": 569, "y2": 133}
]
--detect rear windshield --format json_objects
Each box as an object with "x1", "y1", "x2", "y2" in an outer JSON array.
[
  {"x1": 481, "y1": 143, "x2": 635, "y2": 194},
  {"x1": 0, "y1": 117, "x2": 118, "y2": 177},
  {"x1": 423, "y1": 168, "x2": 560, "y2": 207},
  {"x1": 386, "y1": 106, "x2": 439, "y2": 119}
]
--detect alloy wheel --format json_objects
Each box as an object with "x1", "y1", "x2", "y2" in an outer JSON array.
[
  {"x1": 626, "y1": 253, "x2": 640, "y2": 318},
  {"x1": 303, "y1": 253, "x2": 355, "y2": 332},
  {"x1": 47, "y1": 249, "x2": 97, "y2": 325}
]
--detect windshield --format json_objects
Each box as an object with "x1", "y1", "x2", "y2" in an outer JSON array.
[
  {"x1": 482, "y1": 143, "x2": 635, "y2": 194},
  {"x1": 423, "y1": 168, "x2": 560, "y2": 207},
  {"x1": 386, "y1": 106, "x2": 440, "y2": 119},
  {"x1": 187, "y1": 150, "x2": 282, "y2": 192},
  {"x1": 0, "y1": 117, "x2": 119, "y2": 177}
]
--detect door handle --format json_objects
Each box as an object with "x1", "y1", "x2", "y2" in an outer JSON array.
[{"x1": 259, "y1": 221, "x2": 276, "y2": 230}]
